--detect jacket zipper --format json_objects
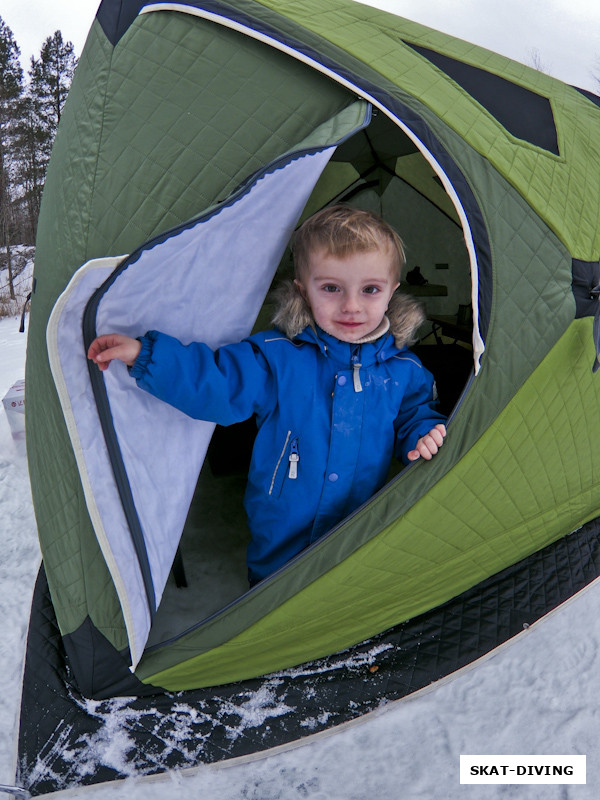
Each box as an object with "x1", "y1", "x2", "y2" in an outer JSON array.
[
  {"x1": 351, "y1": 346, "x2": 363, "y2": 392},
  {"x1": 288, "y1": 437, "x2": 300, "y2": 479}
]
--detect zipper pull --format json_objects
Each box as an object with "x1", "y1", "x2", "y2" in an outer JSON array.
[
  {"x1": 288, "y1": 437, "x2": 299, "y2": 479},
  {"x1": 351, "y1": 348, "x2": 363, "y2": 392},
  {"x1": 352, "y1": 362, "x2": 363, "y2": 392}
]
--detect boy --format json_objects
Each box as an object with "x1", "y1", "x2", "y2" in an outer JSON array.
[{"x1": 88, "y1": 205, "x2": 446, "y2": 584}]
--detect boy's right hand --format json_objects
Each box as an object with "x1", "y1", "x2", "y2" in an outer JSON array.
[
  {"x1": 87, "y1": 334, "x2": 142, "y2": 371},
  {"x1": 407, "y1": 423, "x2": 446, "y2": 462}
]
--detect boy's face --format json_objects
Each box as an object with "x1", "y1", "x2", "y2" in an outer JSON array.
[{"x1": 295, "y1": 246, "x2": 400, "y2": 343}]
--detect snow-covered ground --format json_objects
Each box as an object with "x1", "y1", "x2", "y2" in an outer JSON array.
[{"x1": 0, "y1": 302, "x2": 598, "y2": 798}]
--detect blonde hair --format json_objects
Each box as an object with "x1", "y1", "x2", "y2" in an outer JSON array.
[{"x1": 292, "y1": 205, "x2": 406, "y2": 281}]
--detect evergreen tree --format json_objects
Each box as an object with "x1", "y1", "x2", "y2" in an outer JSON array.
[
  {"x1": 13, "y1": 93, "x2": 45, "y2": 243},
  {"x1": 0, "y1": 16, "x2": 23, "y2": 298},
  {"x1": 11, "y1": 31, "x2": 76, "y2": 244},
  {"x1": 29, "y1": 31, "x2": 76, "y2": 163}
]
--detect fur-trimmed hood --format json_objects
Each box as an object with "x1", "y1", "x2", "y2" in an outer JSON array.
[{"x1": 270, "y1": 279, "x2": 425, "y2": 349}]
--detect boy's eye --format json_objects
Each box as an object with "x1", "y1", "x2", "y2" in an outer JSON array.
[
  {"x1": 322, "y1": 285, "x2": 340, "y2": 293},
  {"x1": 363, "y1": 286, "x2": 380, "y2": 294}
]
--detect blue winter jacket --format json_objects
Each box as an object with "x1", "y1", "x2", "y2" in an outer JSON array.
[{"x1": 130, "y1": 320, "x2": 444, "y2": 583}]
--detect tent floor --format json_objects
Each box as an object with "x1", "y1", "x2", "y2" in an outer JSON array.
[
  {"x1": 16, "y1": 518, "x2": 600, "y2": 796},
  {"x1": 146, "y1": 466, "x2": 251, "y2": 649}
]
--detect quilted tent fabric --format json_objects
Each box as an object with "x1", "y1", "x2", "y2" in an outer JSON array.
[
  {"x1": 26, "y1": 7, "x2": 355, "y2": 651},
  {"x1": 24, "y1": 0, "x2": 600, "y2": 697},
  {"x1": 253, "y1": 0, "x2": 600, "y2": 258}
]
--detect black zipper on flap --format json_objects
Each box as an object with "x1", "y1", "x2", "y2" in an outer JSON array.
[{"x1": 83, "y1": 301, "x2": 157, "y2": 620}]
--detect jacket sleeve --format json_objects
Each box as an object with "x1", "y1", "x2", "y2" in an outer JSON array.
[
  {"x1": 393, "y1": 360, "x2": 446, "y2": 464},
  {"x1": 129, "y1": 330, "x2": 275, "y2": 425}
]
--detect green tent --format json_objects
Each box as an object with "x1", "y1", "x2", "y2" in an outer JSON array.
[{"x1": 25, "y1": 0, "x2": 600, "y2": 703}]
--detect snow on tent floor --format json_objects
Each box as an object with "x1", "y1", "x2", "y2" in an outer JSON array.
[{"x1": 1, "y1": 313, "x2": 599, "y2": 798}]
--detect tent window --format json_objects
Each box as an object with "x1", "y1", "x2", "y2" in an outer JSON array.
[{"x1": 406, "y1": 43, "x2": 559, "y2": 155}]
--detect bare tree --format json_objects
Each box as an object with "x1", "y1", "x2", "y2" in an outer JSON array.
[
  {"x1": 591, "y1": 56, "x2": 600, "y2": 95},
  {"x1": 528, "y1": 48, "x2": 551, "y2": 76}
]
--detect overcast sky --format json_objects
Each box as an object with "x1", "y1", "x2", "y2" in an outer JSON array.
[{"x1": 2, "y1": 0, "x2": 599, "y2": 92}]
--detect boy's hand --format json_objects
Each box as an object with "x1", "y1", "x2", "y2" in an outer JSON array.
[
  {"x1": 87, "y1": 334, "x2": 142, "y2": 371},
  {"x1": 407, "y1": 424, "x2": 446, "y2": 462}
]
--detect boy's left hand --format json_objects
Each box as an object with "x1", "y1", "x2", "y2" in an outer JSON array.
[{"x1": 407, "y1": 424, "x2": 446, "y2": 462}]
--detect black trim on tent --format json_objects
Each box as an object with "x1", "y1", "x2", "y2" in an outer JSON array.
[
  {"x1": 63, "y1": 616, "x2": 160, "y2": 699},
  {"x1": 574, "y1": 86, "x2": 600, "y2": 109},
  {"x1": 572, "y1": 259, "x2": 600, "y2": 318},
  {"x1": 406, "y1": 43, "x2": 560, "y2": 156},
  {"x1": 572, "y1": 258, "x2": 600, "y2": 372},
  {"x1": 18, "y1": 519, "x2": 600, "y2": 794},
  {"x1": 96, "y1": 0, "x2": 147, "y2": 45}
]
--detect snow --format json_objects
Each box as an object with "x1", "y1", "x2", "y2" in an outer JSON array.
[
  {"x1": 0, "y1": 298, "x2": 599, "y2": 798},
  {"x1": 0, "y1": 313, "x2": 41, "y2": 792}
]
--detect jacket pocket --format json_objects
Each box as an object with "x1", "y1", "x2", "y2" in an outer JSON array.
[{"x1": 268, "y1": 432, "x2": 299, "y2": 497}]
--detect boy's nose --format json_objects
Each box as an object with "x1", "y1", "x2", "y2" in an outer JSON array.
[{"x1": 341, "y1": 292, "x2": 361, "y2": 313}]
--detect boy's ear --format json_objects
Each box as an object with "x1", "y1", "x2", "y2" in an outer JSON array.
[{"x1": 294, "y1": 278, "x2": 307, "y2": 300}]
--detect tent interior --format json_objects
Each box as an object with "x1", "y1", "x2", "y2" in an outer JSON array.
[{"x1": 144, "y1": 107, "x2": 475, "y2": 651}]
